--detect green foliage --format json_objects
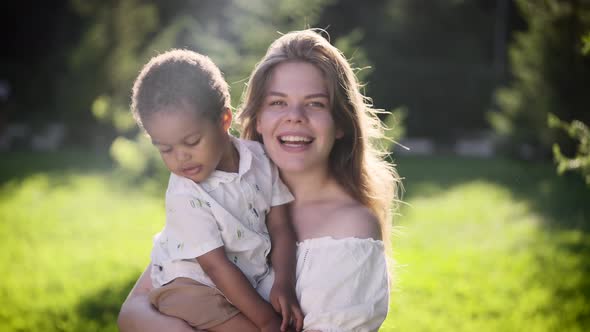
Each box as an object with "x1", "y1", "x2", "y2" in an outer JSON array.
[
  {"x1": 109, "y1": 136, "x2": 149, "y2": 175},
  {"x1": 58, "y1": 0, "x2": 162, "y2": 143},
  {"x1": 322, "y1": 0, "x2": 497, "y2": 141},
  {"x1": 91, "y1": 95, "x2": 135, "y2": 132},
  {"x1": 583, "y1": 32, "x2": 590, "y2": 54},
  {"x1": 548, "y1": 113, "x2": 590, "y2": 185},
  {"x1": 334, "y1": 28, "x2": 373, "y2": 82},
  {"x1": 108, "y1": 133, "x2": 170, "y2": 184},
  {"x1": 375, "y1": 107, "x2": 407, "y2": 153},
  {"x1": 545, "y1": 32, "x2": 590, "y2": 186},
  {"x1": 1, "y1": 152, "x2": 589, "y2": 331},
  {"x1": 490, "y1": 0, "x2": 590, "y2": 158}
]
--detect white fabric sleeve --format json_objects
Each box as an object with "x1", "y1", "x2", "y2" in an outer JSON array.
[
  {"x1": 270, "y1": 163, "x2": 294, "y2": 206},
  {"x1": 297, "y1": 239, "x2": 389, "y2": 332},
  {"x1": 161, "y1": 193, "x2": 224, "y2": 260}
]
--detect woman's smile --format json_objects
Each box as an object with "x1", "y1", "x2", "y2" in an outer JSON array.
[{"x1": 277, "y1": 133, "x2": 315, "y2": 150}]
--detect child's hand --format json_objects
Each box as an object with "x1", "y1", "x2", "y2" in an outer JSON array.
[{"x1": 270, "y1": 281, "x2": 304, "y2": 332}]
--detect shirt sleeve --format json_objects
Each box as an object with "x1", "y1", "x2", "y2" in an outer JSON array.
[
  {"x1": 159, "y1": 193, "x2": 224, "y2": 260},
  {"x1": 270, "y1": 162, "x2": 294, "y2": 206}
]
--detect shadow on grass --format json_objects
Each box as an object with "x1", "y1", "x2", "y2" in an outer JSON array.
[
  {"x1": 0, "y1": 149, "x2": 113, "y2": 185},
  {"x1": 526, "y1": 232, "x2": 590, "y2": 328},
  {"x1": 396, "y1": 155, "x2": 590, "y2": 232},
  {"x1": 73, "y1": 276, "x2": 137, "y2": 331}
]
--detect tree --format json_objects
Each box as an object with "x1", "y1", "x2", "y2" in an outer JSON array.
[
  {"x1": 548, "y1": 113, "x2": 590, "y2": 185},
  {"x1": 58, "y1": 0, "x2": 162, "y2": 145},
  {"x1": 319, "y1": 0, "x2": 499, "y2": 142},
  {"x1": 489, "y1": 0, "x2": 590, "y2": 159},
  {"x1": 547, "y1": 32, "x2": 590, "y2": 185}
]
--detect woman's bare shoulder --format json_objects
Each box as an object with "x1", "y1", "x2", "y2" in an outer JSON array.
[
  {"x1": 293, "y1": 184, "x2": 382, "y2": 241},
  {"x1": 328, "y1": 201, "x2": 381, "y2": 240}
]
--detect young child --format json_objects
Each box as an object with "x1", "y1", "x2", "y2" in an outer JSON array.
[{"x1": 130, "y1": 49, "x2": 303, "y2": 332}]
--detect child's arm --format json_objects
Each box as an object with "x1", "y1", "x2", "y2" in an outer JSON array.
[
  {"x1": 117, "y1": 263, "x2": 195, "y2": 332},
  {"x1": 266, "y1": 204, "x2": 304, "y2": 332},
  {"x1": 197, "y1": 247, "x2": 282, "y2": 331}
]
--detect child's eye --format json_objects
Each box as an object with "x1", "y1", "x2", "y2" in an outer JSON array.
[
  {"x1": 186, "y1": 139, "x2": 201, "y2": 146},
  {"x1": 159, "y1": 148, "x2": 172, "y2": 154}
]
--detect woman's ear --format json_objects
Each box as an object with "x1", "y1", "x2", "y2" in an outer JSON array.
[
  {"x1": 220, "y1": 108, "x2": 233, "y2": 132},
  {"x1": 335, "y1": 127, "x2": 344, "y2": 139},
  {"x1": 255, "y1": 116, "x2": 261, "y2": 135}
]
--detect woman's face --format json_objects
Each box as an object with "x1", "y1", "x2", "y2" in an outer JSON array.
[{"x1": 256, "y1": 61, "x2": 343, "y2": 174}]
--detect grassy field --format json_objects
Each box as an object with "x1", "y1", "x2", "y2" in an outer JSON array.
[{"x1": 0, "y1": 151, "x2": 589, "y2": 331}]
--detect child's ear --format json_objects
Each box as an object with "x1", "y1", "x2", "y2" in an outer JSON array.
[{"x1": 220, "y1": 108, "x2": 233, "y2": 132}]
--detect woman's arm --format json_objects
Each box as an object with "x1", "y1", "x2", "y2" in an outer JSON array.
[{"x1": 117, "y1": 263, "x2": 195, "y2": 332}]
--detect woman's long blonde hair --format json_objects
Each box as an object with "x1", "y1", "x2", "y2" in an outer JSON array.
[{"x1": 238, "y1": 29, "x2": 402, "y2": 245}]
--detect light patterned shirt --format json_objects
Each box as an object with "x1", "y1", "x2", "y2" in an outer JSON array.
[{"x1": 150, "y1": 137, "x2": 294, "y2": 289}]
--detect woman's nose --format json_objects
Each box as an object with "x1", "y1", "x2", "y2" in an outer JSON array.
[{"x1": 286, "y1": 103, "x2": 306, "y2": 122}]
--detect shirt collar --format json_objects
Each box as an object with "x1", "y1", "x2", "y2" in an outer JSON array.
[
  {"x1": 234, "y1": 136, "x2": 253, "y2": 177},
  {"x1": 200, "y1": 136, "x2": 253, "y2": 192}
]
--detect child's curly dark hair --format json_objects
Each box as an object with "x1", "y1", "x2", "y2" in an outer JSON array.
[{"x1": 131, "y1": 49, "x2": 230, "y2": 129}]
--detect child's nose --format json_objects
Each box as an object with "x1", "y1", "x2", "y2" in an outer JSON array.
[{"x1": 176, "y1": 149, "x2": 191, "y2": 161}]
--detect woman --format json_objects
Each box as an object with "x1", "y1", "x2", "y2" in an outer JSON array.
[{"x1": 118, "y1": 29, "x2": 401, "y2": 332}]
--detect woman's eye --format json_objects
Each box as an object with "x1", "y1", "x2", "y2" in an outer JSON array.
[
  {"x1": 269, "y1": 100, "x2": 285, "y2": 106},
  {"x1": 308, "y1": 101, "x2": 327, "y2": 108},
  {"x1": 160, "y1": 148, "x2": 172, "y2": 154}
]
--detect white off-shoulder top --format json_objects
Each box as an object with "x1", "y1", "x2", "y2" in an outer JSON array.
[{"x1": 295, "y1": 236, "x2": 390, "y2": 332}]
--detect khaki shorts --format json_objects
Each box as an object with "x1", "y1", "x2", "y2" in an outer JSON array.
[{"x1": 149, "y1": 277, "x2": 240, "y2": 329}]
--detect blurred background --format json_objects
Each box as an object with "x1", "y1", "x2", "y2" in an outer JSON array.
[{"x1": 1, "y1": 0, "x2": 589, "y2": 331}]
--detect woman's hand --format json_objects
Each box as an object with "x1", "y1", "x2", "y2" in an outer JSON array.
[
  {"x1": 260, "y1": 315, "x2": 283, "y2": 332},
  {"x1": 118, "y1": 264, "x2": 195, "y2": 332},
  {"x1": 270, "y1": 280, "x2": 304, "y2": 332}
]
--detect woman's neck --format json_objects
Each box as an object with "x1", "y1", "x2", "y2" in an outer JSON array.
[{"x1": 281, "y1": 166, "x2": 341, "y2": 204}]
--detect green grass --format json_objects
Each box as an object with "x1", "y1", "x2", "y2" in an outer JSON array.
[
  {"x1": 383, "y1": 157, "x2": 590, "y2": 332},
  {"x1": 0, "y1": 151, "x2": 588, "y2": 331},
  {"x1": 0, "y1": 150, "x2": 162, "y2": 332}
]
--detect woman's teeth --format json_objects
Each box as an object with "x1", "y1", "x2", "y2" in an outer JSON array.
[{"x1": 279, "y1": 135, "x2": 312, "y2": 144}]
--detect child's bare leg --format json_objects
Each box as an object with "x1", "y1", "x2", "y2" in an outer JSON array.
[{"x1": 207, "y1": 313, "x2": 258, "y2": 332}]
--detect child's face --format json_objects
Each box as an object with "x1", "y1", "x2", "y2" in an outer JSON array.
[
  {"x1": 143, "y1": 106, "x2": 229, "y2": 183},
  {"x1": 256, "y1": 61, "x2": 343, "y2": 174}
]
